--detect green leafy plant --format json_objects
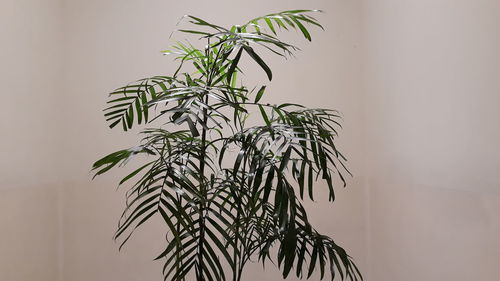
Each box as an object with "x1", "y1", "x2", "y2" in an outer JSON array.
[{"x1": 92, "y1": 9, "x2": 361, "y2": 281}]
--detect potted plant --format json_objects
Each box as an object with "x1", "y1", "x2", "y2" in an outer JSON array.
[{"x1": 92, "y1": 9, "x2": 361, "y2": 281}]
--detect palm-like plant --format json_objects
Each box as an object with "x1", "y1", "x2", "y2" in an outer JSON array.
[{"x1": 92, "y1": 9, "x2": 361, "y2": 281}]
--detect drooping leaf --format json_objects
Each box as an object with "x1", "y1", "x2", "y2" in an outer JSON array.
[{"x1": 243, "y1": 45, "x2": 272, "y2": 81}]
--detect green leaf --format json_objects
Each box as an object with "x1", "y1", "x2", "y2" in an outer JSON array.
[
  {"x1": 178, "y1": 29, "x2": 212, "y2": 36},
  {"x1": 242, "y1": 45, "x2": 272, "y2": 81},
  {"x1": 296, "y1": 240, "x2": 307, "y2": 277},
  {"x1": 186, "y1": 117, "x2": 200, "y2": 137},
  {"x1": 119, "y1": 162, "x2": 154, "y2": 185},
  {"x1": 279, "y1": 146, "x2": 292, "y2": 172},
  {"x1": 291, "y1": 17, "x2": 311, "y2": 41},
  {"x1": 308, "y1": 245, "x2": 318, "y2": 278},
  {"x1": 187, "y1": 15, "x2": 227, "y2": 31},
  {"x1": 258, "y1": 105, "x2": 271, "y2": 127},
  {"x1": 262, "y1": 167, "x2": 275, "y2": 203},
  {"x1": 254, "y1": 85, "x2": 266, "y2": 103},
  {"x1": 227, "y1": 47, "x2": 243, "y2": 84},
  {"x1": 135, "y1": 98, "x2": 143, "y2": 124},
  {"x1": 308, "y1": 165, "x2": 314, "y2": 201},
  {"x1": 281, "y1": 228, "x2": 298, "y2": 278},
  {"x1": 264, "y1": 18, "x2": 276, "y2": 35}
]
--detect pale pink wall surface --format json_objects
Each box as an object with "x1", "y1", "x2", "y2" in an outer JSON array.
[
  {"x1": 362, "y1": 1, "x2": 500, "y2": 280},
  {"x1": 0, "y1": 0, "x2": 63, "y2": 280},
  {"x1": 0, "y1": 0, "x2": 63, "y2": 188}
]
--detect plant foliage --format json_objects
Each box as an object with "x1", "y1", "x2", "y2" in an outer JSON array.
[{"x1": 93, "y1": 9, "x2": 362, "y2": 281}]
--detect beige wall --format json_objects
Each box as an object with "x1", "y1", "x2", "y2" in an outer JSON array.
[
  {"x1": 1, "y1": 0, "x2": 499, "y2": 281},
  {"x1": 0, "y1": 0, "x2": 63, "y2": 280},
  {"x1": 362, "y1": 0, "x2": 500, "y2": 280},
  {"x1": 0, "y1": 0, "x2": 63, "y2": 188}
]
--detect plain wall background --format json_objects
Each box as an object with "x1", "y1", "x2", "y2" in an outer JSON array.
[
  {"x1": 0, "y1": 0, "x2": 63, "y2": 280},
  {"x1": 362, "y1": 1, "x2": 500, "y2": 279},
  {"x1": 1, "y1": 0, "x2": 499, "y2": 280}
]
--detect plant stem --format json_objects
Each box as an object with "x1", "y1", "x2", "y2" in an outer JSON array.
[
  {"x1": 233, "y1": 209, "x2": 240, "y2": 281},
  {"x1": 197, "y1": 97, "x2": 208, "y2": 281},
  {"x1": 197, "y1": 38, "x2": 214, "y2": 280},
  {"x1": 234, "y1": 152, "x2": 248, "y2": 281}
]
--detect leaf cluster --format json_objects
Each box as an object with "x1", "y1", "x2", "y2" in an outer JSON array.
[{"x1": 93, "y1": 9, "x2": 361, "y2": 281}]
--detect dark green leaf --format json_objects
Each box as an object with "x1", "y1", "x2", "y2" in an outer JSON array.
[
  {"x1": 254, "y1": 85, "x2": 266, "y2": 103},
  {"x1": 227, "y1": 47, "x2": 243, "y2": 84},
  {"x1": 242, "y1": 45, "x2": 272, "y2": 81},
  {"x1": 258, "y1": 105, "x2": 271, "y2": 127}
]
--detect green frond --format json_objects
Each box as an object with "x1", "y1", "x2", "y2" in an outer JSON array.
[
  {"x1": 104, "y1": 76, "x2": 175, "y2": 131},
  {"x1": 243, "y1": 10, "x2": 324, "y2": 41}
]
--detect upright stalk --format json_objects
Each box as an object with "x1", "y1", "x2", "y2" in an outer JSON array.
[
  {"x1": 197, "y1": 39, "x2": 214, "y2": 281},
  {"x1": 197, "y1": 96, "x2": 208, "y2": 281},
  {"x1": 234, "y1": 153, "x2": 247, "y2": 281}
]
